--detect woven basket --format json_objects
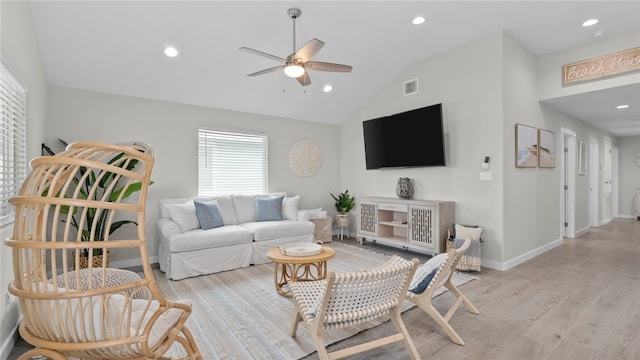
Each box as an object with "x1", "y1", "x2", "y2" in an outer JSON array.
[{"x1": 76, "y1": 250, "x2": 111, "y2": 269}]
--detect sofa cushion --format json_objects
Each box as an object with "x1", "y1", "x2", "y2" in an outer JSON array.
[
  {"x1": 165, "y1": 201, "x2": 200, "y2": 233},
  {"x1": 166, "y1": 225, "x2": 253, "y2": 252},
  {"x1": 211, "y1": 195, "x2": 238, "y2": 225},
  {"x1": 240, "y1": 220, "x2": 314, "y2": 242},
  {"x1": 194, "y1": 200, "x2": 224, "y2": 230},
  {"x1": 233, "y1": 193, "x2": 286, "y2": 223},
  {"x1": 282, "y1": 195, "x2": 300, "y2": 220},
  {"x1": 255, "y1": 195, "x2": 284, "y2": 221}
]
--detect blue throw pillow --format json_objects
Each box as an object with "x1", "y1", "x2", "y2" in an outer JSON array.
[
  {"x1": 194, "y1": 200, "x2": 224, "y2": 230},
  {"x1": 255, "y1": 195, "x2": 284, "y2": 221}
]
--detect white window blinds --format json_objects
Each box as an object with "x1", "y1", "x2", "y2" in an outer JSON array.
[
  {"x1": 198, "y1": 128, "x2": 267, "y2": 195},
  {"x1": 0, "y1": 64, "x2": 27, "y2": 225}
]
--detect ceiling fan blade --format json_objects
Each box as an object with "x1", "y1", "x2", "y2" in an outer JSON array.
[
  {"x1": 297, "y1": 71, "x2": 311, "y2": 86},
  {"x1": 239, "y1": 47, "x2": 286, "y2": 62},
  {"x1": 247, "y1": 65, "x2": 285, "y2": 77},
  {"x1": 294, "y1": 38, "x2": 324, "y2": 62},
  {"x1": 305, "y1": 61, "x2": 353, "y2": 73}
]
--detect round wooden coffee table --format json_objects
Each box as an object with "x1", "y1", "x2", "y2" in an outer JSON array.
[{"x1": 267, "y1": 245, "x2": 336, "y2": 297}]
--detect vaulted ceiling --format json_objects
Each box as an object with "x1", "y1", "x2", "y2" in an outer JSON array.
[{"x1": 28, "y1": 1, "x2": 640, "y2": 136}]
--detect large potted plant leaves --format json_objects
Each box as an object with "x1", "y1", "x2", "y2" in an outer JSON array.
[
  {"x1": 43, "y1": 140, "x2": 151, "y2": 267},
  {"x1": 329, "y1": 190, "x2": 355, "y2": 237}
]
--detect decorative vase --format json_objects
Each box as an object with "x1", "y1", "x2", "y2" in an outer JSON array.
[{"x1": 396, "y1": 177, "x2": 413, "y2": 199}]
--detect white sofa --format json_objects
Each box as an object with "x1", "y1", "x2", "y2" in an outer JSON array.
[{"x1": 157, "y1": 194, "x2": 315, "y2": 280}]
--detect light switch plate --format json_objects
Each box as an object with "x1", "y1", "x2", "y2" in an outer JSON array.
[{"x1": 480, "y1": 172, "x2": 493, "y2": 181}]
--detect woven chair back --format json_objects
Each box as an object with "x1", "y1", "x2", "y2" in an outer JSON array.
[
  {"x1": 321, "y1": 256, "x2": 416, "y2": 328},
  {"x1": 5, "y1": 141, "x2": 198, "y2": 358}
]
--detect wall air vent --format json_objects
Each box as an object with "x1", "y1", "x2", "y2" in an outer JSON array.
[{"x1": 403, "y1": 79, "x2": 418, "y2": 96}]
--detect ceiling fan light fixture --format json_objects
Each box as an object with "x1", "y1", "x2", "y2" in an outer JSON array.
[{"x1": 284, "y1": 63, "x2": 305, "y2": 78}]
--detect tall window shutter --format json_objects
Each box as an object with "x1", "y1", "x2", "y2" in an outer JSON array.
[
  {"x1": 0, "y1": 63, "x2": 27, "y2": 225},
  {"x1": 198, "y1": 128, "x2": 267, "y2": 195}
]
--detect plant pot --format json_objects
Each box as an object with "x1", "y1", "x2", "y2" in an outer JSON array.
[
  {"x1": 335, "y1": 213, "x2": 350, "y2": 228},
  {"x1": 75, "y1": 250, "x2": 111, "y2": 269}
]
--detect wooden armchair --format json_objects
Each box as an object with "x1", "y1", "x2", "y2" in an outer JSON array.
[
  {"x1": 289, "y1": 255, "x2": 420, "y2": 360},
  {"x1": 5, "y1": 141, "x2": 201, "y2": 359},
  {"x1": 406, "y1": 237, "x2": 479, "y2": 345}
]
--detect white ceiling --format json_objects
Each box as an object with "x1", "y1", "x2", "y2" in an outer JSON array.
[{"x1": 27, "y1": 1, "x2": 640, "y2": 136}]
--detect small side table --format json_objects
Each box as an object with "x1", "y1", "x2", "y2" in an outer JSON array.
[
  {"x1": 266, "y1": 246, "x2": 336, "y2": 297},
  {"x1": 311, "y1": 217, "x2": 332, "y2": 243}
]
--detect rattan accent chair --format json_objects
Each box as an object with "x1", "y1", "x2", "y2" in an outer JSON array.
[
  {"x1": 289, "y1": 255, "x2": 420, "y2": 360},
  {"x1": 5, "y1": 141, "x2": 201, "y2": 360},
  {"x1": 406, "y1": 237, "x2": 479, "y2": 345}
]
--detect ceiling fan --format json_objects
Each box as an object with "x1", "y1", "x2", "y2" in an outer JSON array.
[{"x1": 240, "y1": 7, "x2": 353, "y2": 87}]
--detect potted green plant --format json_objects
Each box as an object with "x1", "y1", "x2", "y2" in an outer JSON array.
[
  {"x1": 329, "y1": 190, "x2": 355, "y2": 232},
  {"x1": 43, "y1": 140, "x2": 151, "y2": 267}
]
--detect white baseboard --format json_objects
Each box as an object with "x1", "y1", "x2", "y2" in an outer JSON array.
[
  {"x1": 110, "y1": 255, "x2": 158, "y2": 269},
  {"x1": 575, "y1": 226, "x2": 591, "y2": 237},
  {"x1": 482, "y1": 238, "x2": 564, "y2": 271},
  {"x1": 599, "y1": 218, "x2": 612, "y2": 227},
  {"x1": 616, "y1": 214, "x2": 635, "y2": 219}
]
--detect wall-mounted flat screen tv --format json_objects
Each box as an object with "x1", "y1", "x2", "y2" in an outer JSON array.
[{"x1": 362, "y1": 103, "x2": 445, "y2": 170}]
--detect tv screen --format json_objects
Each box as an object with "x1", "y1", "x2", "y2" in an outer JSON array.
[{"x1": 362, "y1": 103, "x2": 445, "y2": 169}]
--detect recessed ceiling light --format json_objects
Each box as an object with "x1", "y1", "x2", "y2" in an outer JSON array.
[
  {"x1": 582, "y1": 19, "x2": 598, "y2": 27},
  {"x1": 616, "y1": 105, "x2": 629, "y2": 109},
  {"x1": 323, "y1": 85, "x2": 333, "y2": 93},
  {"x1": 412, "y1": 16, "x2": 425, "y2": 25},
  {"x1": 164, "y1": 46, "x2": 178, "y2": 57}
]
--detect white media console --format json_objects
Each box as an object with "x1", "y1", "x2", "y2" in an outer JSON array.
[{"x1": 356, "y1": 197, "x2": 454, "y2": 255}]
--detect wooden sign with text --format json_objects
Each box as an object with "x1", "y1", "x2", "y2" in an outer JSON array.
[{"x1": 563, "y1": 47, "x2": 640, "y2": 85}]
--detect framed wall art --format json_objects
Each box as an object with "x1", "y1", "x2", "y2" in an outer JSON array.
[
  {"x1": 515, "y1": 124, "x2": 538, "y2": 168},
  {"x1": 578, "y1": 141, "x2": 587, "y2": 175},
  {"x1": 537, "y1": 129, "x2": 556, "y2": 168}
]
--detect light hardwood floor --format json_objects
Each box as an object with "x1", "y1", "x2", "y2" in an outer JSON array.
[
  {"x1": 303, "y1": 218, "x2": 640, "y2": 360},
  {"x1": 9, "y1": 218, "x2": 639, "y2": 359}
]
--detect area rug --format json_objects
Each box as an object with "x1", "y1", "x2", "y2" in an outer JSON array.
[{"x1": 154, "y1": 242, "x2": 476, "y2": 359}]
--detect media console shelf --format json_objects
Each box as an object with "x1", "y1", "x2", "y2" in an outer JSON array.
[{"x1": 356, "y1": 197, "x2": 454, "y2": 255}]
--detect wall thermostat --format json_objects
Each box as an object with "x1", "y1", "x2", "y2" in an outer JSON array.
[{"x1": 481, "y1": 156, "x2": 490, "y2": 169}]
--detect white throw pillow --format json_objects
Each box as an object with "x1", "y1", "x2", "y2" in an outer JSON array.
[
  {"x1": 455, "y1": 224, "x2": 483, "y2": 241},
  {"x1": 298, "y1": 208, "x2": 326, "y2": 220},
  {"x1": 165, "y1": 201, "x2": 200, "y2": 233},
  {"x1": 409, "y1": 253, "x2": 448, "y2": 293},
  {"x1": 282, "y1": 195, "x2": 300, "y2": 220}
]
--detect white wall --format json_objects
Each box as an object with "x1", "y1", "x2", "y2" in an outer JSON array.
[
  {"x1": 0, "y1": 1, "x2": 48, "y2": 358},
  {"x1": 46, "y1": 86, "x2": 341, "y2": 264},
  {"x1": 341, "y1": 32, "x2": 506, "y2": 264}
]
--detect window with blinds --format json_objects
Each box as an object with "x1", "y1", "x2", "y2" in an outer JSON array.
[
  {"x1": 0, "y1": 63, "x2": 27, "y2": 226},
  {"x1": 198, "y1": 128, "x2": 267, "y2": 196}
]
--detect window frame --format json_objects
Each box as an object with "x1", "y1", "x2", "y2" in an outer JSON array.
[
  {"x1": 197, "y1": 127, "x2": 268, "y2": 196},
  {"x1": 0, "y1": 62, "x2": 28, "y2": 226}
]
